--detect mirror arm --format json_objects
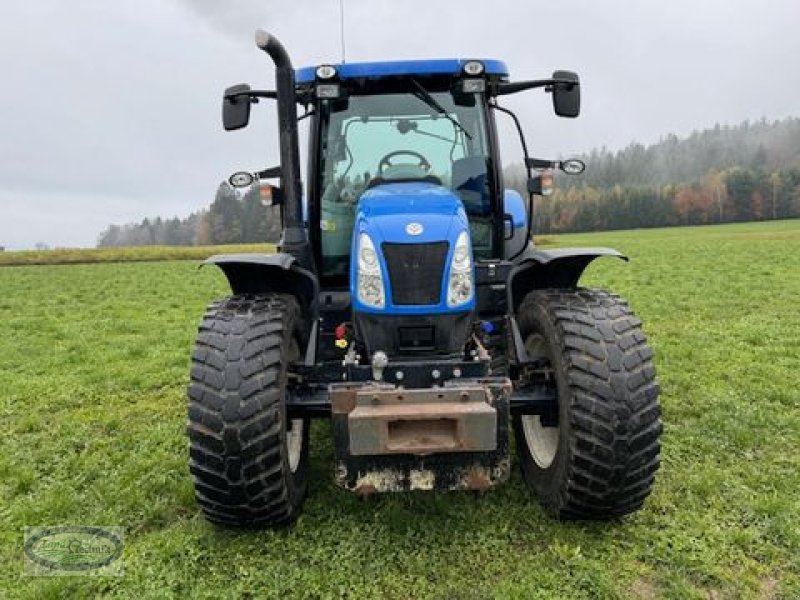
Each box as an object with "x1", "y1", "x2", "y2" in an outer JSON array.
[
  {"x1": 225, "y1": 90, "x2": 277, "y2": 102},
  {"x1": 492, "y1": 103, "x2": 532, "y2": 176},
  {"x1": 492, "y1": 102, "x2": 535, "y2": 262},
  {"x1": 224, "y1": 90, "x2": 312, "y2": 106},
  {"x1": 495, "y1": 78, "x2": 578, "y2": 96},
  {"x1": 526, "y1": 158, "x2": 558, "y2": 170},
  {"x1": 257, "y1": 166, "x2": 282, "y2": 179},
  {"x1": 525, "y1": 157, "x2": 586, "y2": 175}
]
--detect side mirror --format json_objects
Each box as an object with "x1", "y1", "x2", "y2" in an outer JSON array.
[
  {"x1": 559, "y1": 158, "x2": 585, "y2": 175},
  {"x1": 551, "y1": 70, "x2": 580, "y2": 118},
  {"x1": 229, "y1": 171, "x2": 283, "y2": 206},
  {"x1": 229, "y1": 171, "x2": 255, "y2": 187},
  {"x1": 223, "y1": 84, "x2": 252, "y2": 131}
]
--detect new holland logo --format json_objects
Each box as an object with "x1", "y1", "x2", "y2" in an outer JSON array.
[{"x1": 405, "y1": 222, "x2": 424, "y2": 236}]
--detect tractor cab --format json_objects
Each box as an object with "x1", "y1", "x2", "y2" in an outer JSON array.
[
  {"x1": 188, "y1": 30, "x2": 661, "y2": 526},
  {"x1": 301, "y1": 60, "x2": 506, "y2": 281},
  {"x1": 297, "y1": 60, "x2": 510, "y2": 359}
]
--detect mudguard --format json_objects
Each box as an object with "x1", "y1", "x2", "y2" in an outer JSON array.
[
  {"x1": 202, "y1": 253, "x2": 320, "y2": 364},
  {"x1": 507, "y1": 247, "x2": 627, "y2": 312},
  {"x1": 202, "y1": 252, "x2": 319, "y2": 319}
]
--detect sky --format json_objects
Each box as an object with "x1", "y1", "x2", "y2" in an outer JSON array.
[{"x1": 1, "y1": 0, "x2": 798, "y2": 249}]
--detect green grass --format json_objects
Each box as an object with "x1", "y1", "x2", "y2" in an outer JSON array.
[
  {"x1": 1, "y1": 220, "x2": 798, "y2": 598},
  {"x1": 0, "y1": 244, "x2": 276, "y2": 266}
]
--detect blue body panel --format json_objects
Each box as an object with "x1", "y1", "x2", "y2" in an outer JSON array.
[
  {"x1": 350, "y1": 182, "x2": 475, "y2": 316},
  {"x1": 297, "y1": 59, "x2": 509, "y2": 84}
]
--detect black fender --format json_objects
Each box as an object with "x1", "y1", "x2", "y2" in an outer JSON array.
[
  {"x1": 201, "y1": 253, "x2": 320, "y2": 363},
  {"x1": 507, "y1": 247, "x2": 627, "y2": 313}
]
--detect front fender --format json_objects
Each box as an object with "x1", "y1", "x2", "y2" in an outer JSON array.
[
  {"x1": 508, "y1": 247, "x2": 627, "y2": 312},
  {"x1": 202, "y1": 253, "x2": 320, "y2": 364},
  {"x1": 202, "y1": 252, "x2": 319, "y2": 318}
]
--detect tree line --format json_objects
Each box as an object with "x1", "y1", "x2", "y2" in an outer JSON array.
[
  {"x1": 98, "y1": 117, "x2": 800, "y2": 246},
  {"x1": 505, "y1": 117, "x2": 800, "y2": 233},
  {"x1": 98, "y1": 183, "x2": 281, "y2": 247}
]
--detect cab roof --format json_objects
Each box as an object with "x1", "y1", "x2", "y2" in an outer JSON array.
[{"x1": 295, "y1": 59, "x2": 508, "y2": 84}]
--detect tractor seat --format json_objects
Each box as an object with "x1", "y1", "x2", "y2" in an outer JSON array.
[
  {"x1": 367, "y1": 164, "x2": 442, "y2": 189},
  {"x1": 383, "y1": 164, "x2": 428, "y2": 180}
]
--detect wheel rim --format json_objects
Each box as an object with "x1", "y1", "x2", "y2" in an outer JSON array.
[
  {"x1": 287, "y1": 419, "x2": 304, "y2": 473},
  {"x1": 520, "y1": 333, "x2": 559, "y2": 469}
]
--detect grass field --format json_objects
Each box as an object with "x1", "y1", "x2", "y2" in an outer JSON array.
[
  {"x1": 1, "y1": 220, "x2": 798, "y2": 599},
  {"x1": 0, "y1": 244, "x2": 276, "y2": 266}
]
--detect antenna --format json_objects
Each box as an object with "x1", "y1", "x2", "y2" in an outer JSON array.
[{"x1": 339, "y1": 0, "x2": 346, "y2": 63}]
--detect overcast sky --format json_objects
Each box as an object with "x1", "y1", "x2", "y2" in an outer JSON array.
[{"x1": 1, "y1": 0, "x2": 798, "y2": 249}]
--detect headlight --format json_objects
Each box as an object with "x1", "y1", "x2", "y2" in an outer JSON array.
[
  {"x1": 316, "y1": 65, "x2": 337, "y2": 80},
  {"x1": 447, "y1": 231, "x2": 474, "y2": 307},
  {"x1": 463, "y1": 60, "x2": 485, "y2": 76},
  {"x1": 357, "y1": 233, "x2": 385, "y2": 308}
]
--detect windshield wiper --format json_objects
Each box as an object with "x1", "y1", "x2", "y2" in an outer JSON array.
[{"x1": 409, "y1": 79, "x2": 472, "y2": 140}]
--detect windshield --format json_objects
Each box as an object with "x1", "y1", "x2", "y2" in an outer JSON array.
[{"x1": 317, "y1": 89, "x2": 494, "y2": 278}]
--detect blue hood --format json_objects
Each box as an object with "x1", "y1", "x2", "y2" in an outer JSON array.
[
  {"x1": 350, "y1": 181, "x2": 474, "y2": 315},
  {"x1": 356, "y1": 182, "x2": 467, "y2": 242}
]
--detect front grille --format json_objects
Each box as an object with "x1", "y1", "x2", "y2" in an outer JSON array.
[{"x1": 382, "y1": 242, "x2": 448, "y2": 305}]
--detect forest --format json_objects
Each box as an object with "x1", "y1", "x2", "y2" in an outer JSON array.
[{"x1": 97, "y1": 117, "x2": 800, "y2": 246}]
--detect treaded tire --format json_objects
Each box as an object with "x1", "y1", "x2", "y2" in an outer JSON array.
[
  {"x1": 187, "y1": 294, "x2": 310, "y2": 527},
  {"x1": 513, "y1": 289, "x2": 662, "y2": 519}
]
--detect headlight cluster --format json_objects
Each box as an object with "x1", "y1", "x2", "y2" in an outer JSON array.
[
  {"x1": 356, "y1": 233, "x2": 385, "y2": 308},
  {"x1": 462, "y1": 61, "x2": 485, "y2": 76},
  {"x1": 315, "y1": 65, "x2": 337, "y2": 80},
  {"x1": 447, "y1": 231, "x2": 474, "y2": 307}
]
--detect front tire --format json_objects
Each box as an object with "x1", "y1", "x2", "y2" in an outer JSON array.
[
  {"x1": 187, "y1": 294, "x2": 310, "y2": 527},
  {"x1": 513, "y1": 289, "x2": 662, "y2": 519}
]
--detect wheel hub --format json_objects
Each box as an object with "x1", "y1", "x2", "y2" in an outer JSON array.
[
  {"x1": 520, "y1": 333, "x2": 559, "y2": 469},
  {"x1": 287, "y1": 419, "x2": 303, "y2": 473}
]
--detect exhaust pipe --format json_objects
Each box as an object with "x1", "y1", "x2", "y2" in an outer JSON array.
[{"x1": 255, "y1": 30, "x2": 313, "y2": 270}]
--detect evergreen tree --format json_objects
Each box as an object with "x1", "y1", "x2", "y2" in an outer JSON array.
[{"x1": 208, "y1": 182, "x2": 242, "y2": 245}]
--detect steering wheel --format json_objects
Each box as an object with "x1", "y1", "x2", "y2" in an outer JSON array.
[{"x1": 378, "y1": 150, "x2": 432, "y2": 177}]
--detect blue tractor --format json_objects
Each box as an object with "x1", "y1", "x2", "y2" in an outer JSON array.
[{"x1": 187, "y1": 30, "x2": 662, "y2": 526}]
